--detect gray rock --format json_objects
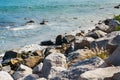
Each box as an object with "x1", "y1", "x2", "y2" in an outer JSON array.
[
  {"x1": 104, "y1": 72, "x2": 120, "y2": 80},
  {"x1": 107, "y1": 35, "x2": 120, "y2": 53},
  {"x1": 33, "y1": 63, "x2": 43, "y2": 74},
  {"x1": 90, "y1": 31, "x2": 120, "y2": 50},
  {"x1": 53, "y1": 57, "x2": 104, "y2": 80},
  {"x1": 67, "y1": 49, "x2": 94, "y2": 63},
  {"x1": 106, "y1": 46, "x2": 120, "y2": 66},
  {"x1": 104, "y1": 19, "x2": 120, "y2": 28},
  {"x1": 62, "y1": 35, "x2": 75, "y2": 44},
  {"x1": 48, "y1": 66, "x2": 66, "y2": 79},
  {"x1": 0, "y1": 71, "x2": 13, "y2": 80},
  {"x1": 96, "y1": 19, "x2": 120, "y2": 33},
  {"x1": 96, "y1": 23, "x2": 110, "y2": 33},
  {"x1": 12, "y1": 64, "x2": 32, "y2": 80},
  {"x1": 2, "y1": 65, "x2": 11, "y2": 72},
  {"x1": 41, "y1": 53, "x2": 66, "y2": 78},
  {"x1": 79, "y1": 66, "x2": 120, "y2": 80},
  {"x1": 85, "y1": 30, "x2": 107, "y2": 39},
  {"x1": 18, "y1": 74, "x2": 39, "y2": 80},
  {"x1": 74, "y1": 36, "x2": 94, "y2": 50}
]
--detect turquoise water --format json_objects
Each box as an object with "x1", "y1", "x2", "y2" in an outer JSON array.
[{"x1": 0, "y1": 0, "x2": 120, "y2": 50}]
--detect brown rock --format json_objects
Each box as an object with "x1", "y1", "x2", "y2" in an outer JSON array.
[{"x1": 25, "y1": 56, "x2": 43, "y2": 68}]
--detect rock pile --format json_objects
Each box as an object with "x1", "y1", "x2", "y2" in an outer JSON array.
[{"x1": 0, "y1": 17, "x2": 120, "y2": 80}]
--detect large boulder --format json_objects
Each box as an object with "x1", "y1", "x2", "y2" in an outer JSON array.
[
  {"x1": 74, "y1": 36, "x2": 94, "y2": 50},
  {"x1": 79, "y1": 66, "x2": 120, "y2": 80},
  {"x1": 96, "y1": 19, "x2": 120, "y2": 33},
  {"x1": 12, "y1": 64, "x2": 32, "y2": 80},
  {"x1": 0, "y1": 71, "x2": 13, "y2": 80},
  {"x1": 67, "y1": 49, "x2": 94, "y2": 66},
  {"x1": 85, "y1": 30, "x2": 107, "y2": 39},
  {"x1": 107, "y1": 35, "x2": 120, "y2": 53},
  {"x1": 19, "y1": 44, "x2": 46, "y2": 53},
  {"x1": 41, "y1": 53, "x2": 66, "y2": 78},
  {"x1": 106, "y1": 46, "x2": 120, "y2": 66},
  {"x1": 52, "y1": 57, "x2": 104, "y2": 80},
  {"x1": 90, "y1": 31, "x2": 120, "y2": 50},
  {"x1": 104, "y1": 72, "x2": 120, "y2": 80}
]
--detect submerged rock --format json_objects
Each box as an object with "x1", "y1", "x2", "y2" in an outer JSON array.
[
  {"x1": 40, "y1": 40, "x2": 54, "y2": 46},
  {"x1": 26, "y1": 20, "x2": 35, "y2": 24}
]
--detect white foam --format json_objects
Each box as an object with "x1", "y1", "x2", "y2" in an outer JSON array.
[{"x1": 10, "y1": 24, "x2": 41, "y2": 31}]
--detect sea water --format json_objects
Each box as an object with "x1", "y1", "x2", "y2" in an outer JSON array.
[{"x1": 0, "y1": 0, "x2": 120, "y2": 51}]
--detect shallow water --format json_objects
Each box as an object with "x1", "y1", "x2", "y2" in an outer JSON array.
[{"x1": 0, "y1": 0, "x2": 120, "y2": 51}]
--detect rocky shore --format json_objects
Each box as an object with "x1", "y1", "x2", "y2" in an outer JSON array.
[{"x1": 0, "y1": 13, "x2": 120, "y2": 80}]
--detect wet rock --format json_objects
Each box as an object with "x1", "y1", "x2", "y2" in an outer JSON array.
[
  {"x1": 2, "y1": 50, "x2": 18, "y2": 63},
  {"x1": 79, "y1": 66, "x2": 120, "y2": 80},
  {"x1": 62, "y1": 35, "x2": 75, "y2": 44},
  {"x1": 114, "y1": 4, "x2": 120, "y2": 9},
  {"x1": 12, "y1": 64, "x2": 32, "y2": 80},
  {"x1": 74, "y1": 36, "x2": 94, "y2": 50},
  {"x1": 40, "y1": 40, "x2": 54, "y2": 46},
  {"x1": 55, "y1": 35, "x2": 75, "y2": 45},
  {"x1": 33, "y1": 63, "x2": 43, "y2": 74},
  {"x1": 55, "y1": 35, "x2": 63, "y2": 45},
  {"x1": 24, "y1": 56, "x2": 43, "y2": 68},
  {"x1": 0, "y1": 71, "x2": 13, "y2": 80},
  {"x1": 85, "y1": 30, "x2": 107, "y2": 39},
  {"x1": 40, "y1": 20, "x2": 46, "y2": 25},
  {"x1": 104, "y1": 19, "x2": 120, "y2": 27},
  {"x1": 26, "y1": 20, "x2": 35, "y2": 24},
  {"x1": 41, "y1": 53, "x2": 66, "y2": 78}
]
